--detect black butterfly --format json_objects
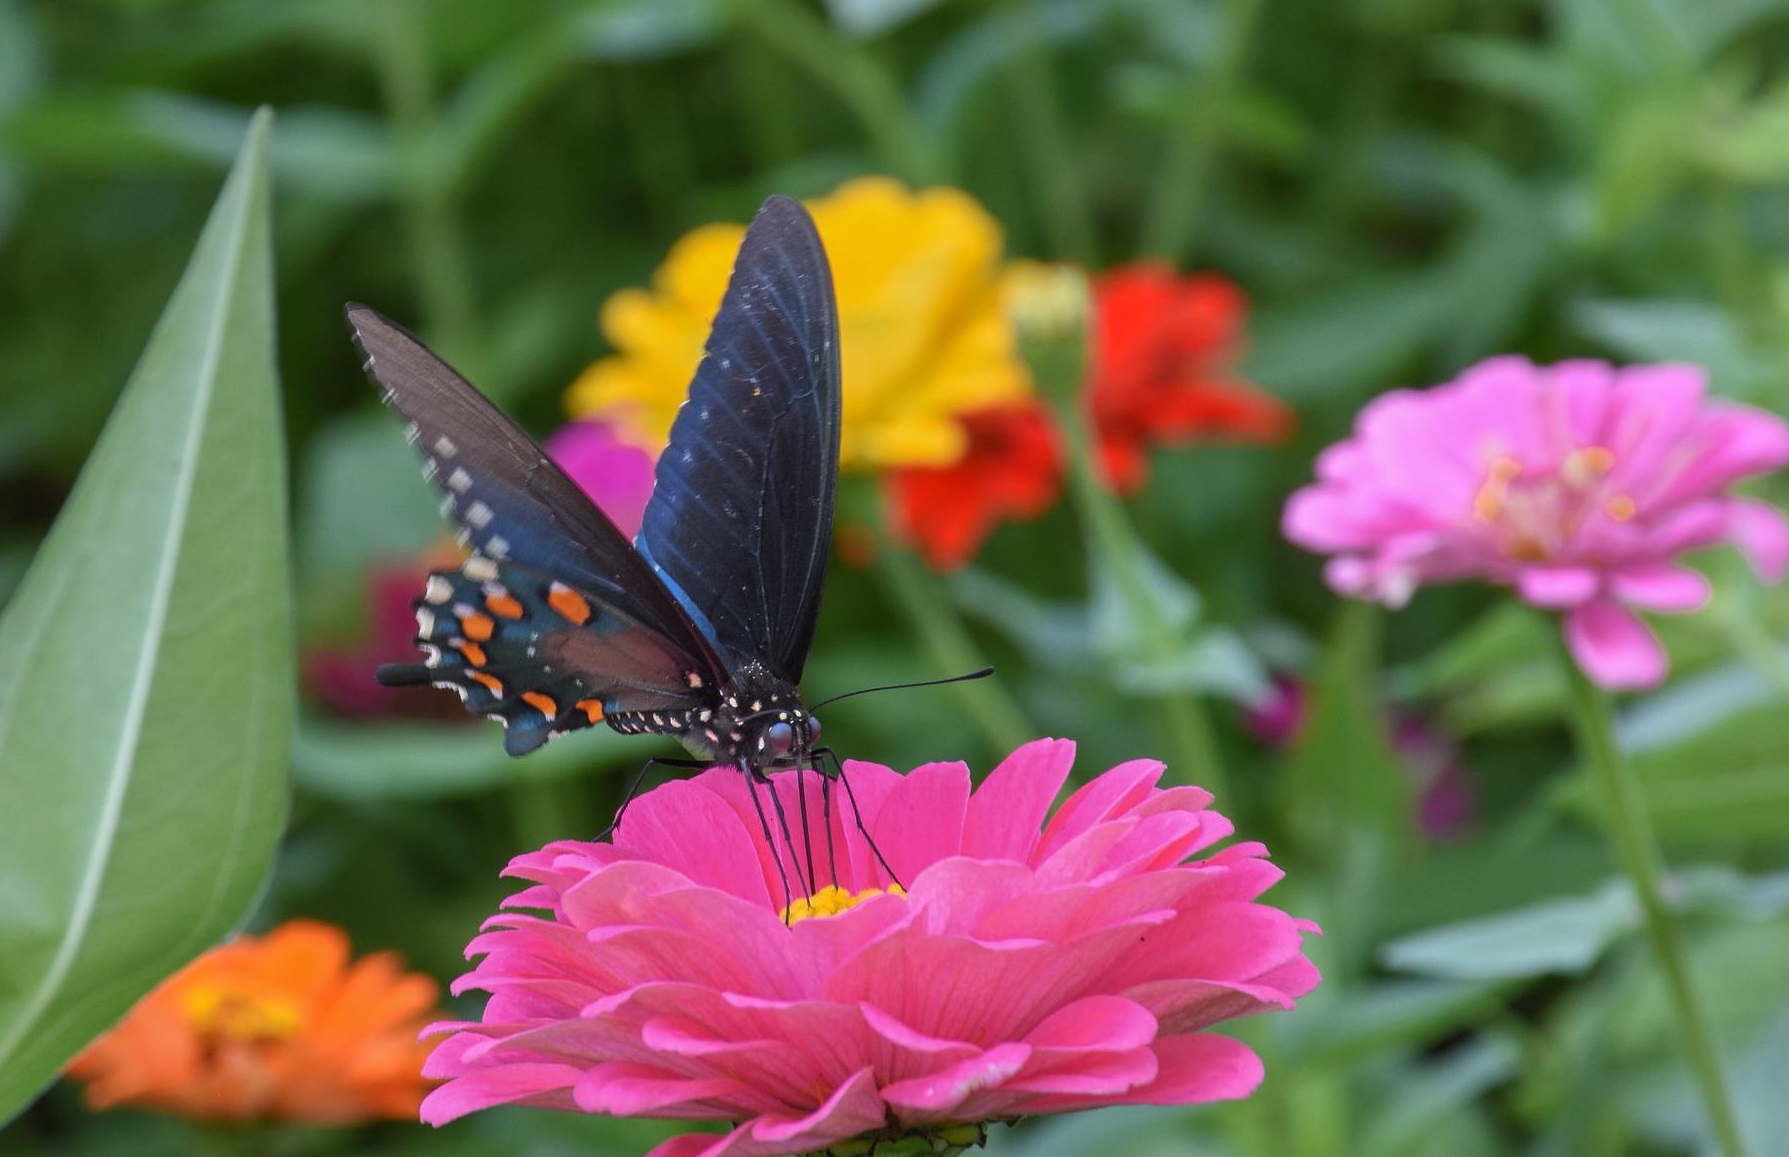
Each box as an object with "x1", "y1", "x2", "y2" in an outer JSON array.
[{"x1": 349, "y1": 195, "x2": 839, "y2": 773}]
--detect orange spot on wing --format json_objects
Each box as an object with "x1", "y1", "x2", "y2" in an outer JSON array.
[
  {"x1": 461, "y1": 611, "x2": 495, "y2": 641},
  {"x1": 548, "y1": 583, "x2": 592, "y2": 625},
  {"x1": 469, "y1": 671, "x2": 503, "y2": 695},
  {"x1": 485, "y1": 591, "x2": 525, "y2": 620},
  {"x1": 575, "y1": 699, "x2": 604, "y2": 723},
  {"x1": 458, "y1": 640, "x2": 487, "y2": 667},
  {"x1": 521, "y1": 691, "x2": 557, "y2": 720}
]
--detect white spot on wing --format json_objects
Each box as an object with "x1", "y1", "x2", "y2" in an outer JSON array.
[
  {"x1": 466, "y1": 501, "x2": 493, "y2": 529},
  {"x1": 486, "y1": 535, "x2": 510, "y2": 558},
  {"x1": 435, "y1": 435, "x2": 458, "y2": 457},
  {"x1": 448, "y1": 467, "x2": 472, "y2": 492},
  {"x1": 425, "y1": 576, "x2": 453, "y2": 604},
  {"x1": 462, "y1": 555, "x2": 498, "y2": 582}
]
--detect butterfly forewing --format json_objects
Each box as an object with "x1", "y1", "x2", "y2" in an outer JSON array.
[
  {"x1": 348, "y1": 306, "x2": 726, "y2": 753},
  {"x1": 635, "y1": 195, "x2": 841, "y2": 684}
]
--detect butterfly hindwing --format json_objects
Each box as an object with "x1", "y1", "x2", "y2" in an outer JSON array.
[
  {"x1": 635, "y1": 195, "x2": 841, "y2": 684},
  {"x1": 379, "y1": 557, "x2": 712, "y2": 755}
]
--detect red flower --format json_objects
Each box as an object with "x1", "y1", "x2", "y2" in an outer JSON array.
[
  {"x1": 1091, "y1": 264, "x2": 1291, "y2": 494},
  {"x1": 304, "y1": 542, "x2": 473, "y2": 722},
  {"x1": 886, "y1": 400, "x2": 1064, "y2": 571}
]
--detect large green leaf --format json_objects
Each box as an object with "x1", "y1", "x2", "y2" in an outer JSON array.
[{"x1": 0, "y1": 108, "x2": 289, "y2": 1121}]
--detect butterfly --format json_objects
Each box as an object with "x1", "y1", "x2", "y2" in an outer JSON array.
[{"x1": 348, "y1": 195, "x2": 839, "y2": 774}]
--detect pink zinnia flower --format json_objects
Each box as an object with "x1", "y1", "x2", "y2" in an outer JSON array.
[
  {"x1": 1284, "y1": 357, "x2": 1789, "y2": 689},
  {"x1": 545, "y1": 419, "x2": 658, "y2": 540},
  {"x1": 422, "y1": 740, "x2": 1318, "y2": 1155}
]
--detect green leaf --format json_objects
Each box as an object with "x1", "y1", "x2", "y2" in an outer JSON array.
[
  {"x1": 294, "y1": 717, "x2": 635, "y2": 801},
  {"x1": 1283, "y1": 600, "x2": 1412, "y2": 842},
  {"x1": 1284, "y1": 979, "x2": 1507, "y2": 1064},
  {"x1": 0, "y1": 109, "x2": 289, "y2": 1121},
  {"x1": 1382, "y1": 880, "x2": 1640, "y2": 981}
]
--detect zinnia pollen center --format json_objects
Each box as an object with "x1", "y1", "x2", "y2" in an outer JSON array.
[
  {"x1": 781, "y1": 883, "x2": 905, "y2": 923},
  {"x1": 1470, "y1": 446, "x2": 1635, "y2": 561},
  {"x1": 181, "y1": 984, "x2": 303, "y2": 1042}
]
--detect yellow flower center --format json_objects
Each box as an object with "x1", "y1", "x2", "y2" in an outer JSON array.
[
  {"x1": 782, "y1": 883, "x2": 906, "y2": 924},
  {"x1": 1470, "y1": 446, "x2": 1637, "y2": 561},
  {"x1": 181, "y1": 983, "x2": 303, "y2": 1042}
]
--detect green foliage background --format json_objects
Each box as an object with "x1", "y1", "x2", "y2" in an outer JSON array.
[{"x1": 5, "y1": 0, "x2": 1789, "y2": 1154}]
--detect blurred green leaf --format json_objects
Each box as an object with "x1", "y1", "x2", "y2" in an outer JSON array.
[
  {"x1": 1572, "y1": 298, "x2": 1775, "y2": 399},
  {"x1": 1285, "y1": 979, "x2": 1507, "y2": 1064},
  {"x1": 0, "y1": 110, "x2": 288, "y2": 1121},
  {"x1": 1284, "y1": 600, "x2": 1412, "y2": 839},
  {"x1": 1359, "y1": 1035, "x2": 1520, "y2": 1156},
  {"x1": 576, "y1": 0, "x2": 723, "y2": 60},
  {"x1": 1, "y1": 91, "x2": 391, "y2": 202},
  {"x1": 824, "y1": 0, "x2": 944, "y2": 39},
  {"x1": 1382, "y1": 880, "x2": 1639, "y2": 980},
  {"x1": 294, "y1": 716, "x2": 635, "y2": 800},
  {"x1": 296, "y1": 413, "x2": 449, "y2": 584},
  {"x1": 1551, "y1": 673, "x2": 1789, "y2": 842}
]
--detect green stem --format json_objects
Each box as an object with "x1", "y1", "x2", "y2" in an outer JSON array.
[
  {"x1": 1139, "y1": 0, "x2": 1266, "y2": 262},
  {"x1": 374, "y1": 0, "x2": 482, "y2": 372},
  {"x1": 1555, "y1": 636, "x2": 1746, "y2": 1157},
  {"x1": 1051, "y1": 389, "x2": 1226, "y2": 797},
  {"x1": 731, "y1": 0, "x2": 943, "y2": 184},
  {"x1": 870, "y1": 515, "x2": 1034, "y2": 756},
  {"x1": 1002, "y1": 0, "x2": 1095, "y2": 263}
]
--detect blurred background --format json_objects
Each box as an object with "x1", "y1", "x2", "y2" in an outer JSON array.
[{"x1": 6, "y1": 0, "x2": 1789, "y2": 1154}]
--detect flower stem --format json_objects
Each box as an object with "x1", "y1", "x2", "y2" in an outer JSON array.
[
  {"x1": 1139, "y1": 0, "x2": 1265, "y2": 262},
  {"x1": 1554, "y1": 635, "x2": 1746, "y2": 1157},
  {"x1": 870, "y1": 512, "x2": 1034, "y2": 756},
  {"x1": 1032, "y1": 334, "x2": 1227, "y2": 797}
]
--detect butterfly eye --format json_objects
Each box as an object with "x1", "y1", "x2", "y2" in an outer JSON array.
[
  {"x1": 766, "y1": 721, "x2": 795, "y2": 756},
  {"x1": 807, "y1": 716, "x2": 822, "y2": 745}
]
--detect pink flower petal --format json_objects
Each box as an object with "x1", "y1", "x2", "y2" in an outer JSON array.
[
  {"x1": 1515, "y1": 566, "x2": 1600, "y2": 608},
  {"x1": 427, "y1": 744, "x2": 1316, "y2": 1144},
  {"x1": 879, "y1": 1044, "x2": 1031, "y2": 1114},
  {"x1": 870, "y1": 760, "x2": 972, "y2": 883},
  {"x1": 961, "y1": 739, "x2": 1076, "y2": 861},
  {"x1": 1610, "y1": 563, "x2": 1710, "y2": 612},
  {"x1": 1563, "y1": 600, "x2": 1667, "y2": 690},
  {"x1": 1729, "y1": 497, "x2": 1789, "y2": 581},
  {"x1": 749, "y1": 1068, "x2": 886, "y2": 1146}
]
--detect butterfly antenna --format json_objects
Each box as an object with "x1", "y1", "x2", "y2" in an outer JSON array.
[{"x1": 808, "y1": 666, "x2": 995, "y2": 712}]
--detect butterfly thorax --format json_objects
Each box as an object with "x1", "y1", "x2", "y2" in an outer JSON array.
[{"x1": 603, "y1": 660, "x2": 817, "y2": 771}]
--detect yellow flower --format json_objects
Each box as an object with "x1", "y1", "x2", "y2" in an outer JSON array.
[{"x1": 567, "y1": 177, "x2": 1033, "y2": 471}]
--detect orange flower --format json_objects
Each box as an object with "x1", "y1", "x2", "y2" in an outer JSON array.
[
  {"x1": 1091, "y1": 263, "x2": 1292, "y2": 494},
  {"x1": 66, "y1": 920, "x2": 439, "y2": 1124},
  {"x1": 886, "y1": 400, "x2": 1064, "y2": 571}
]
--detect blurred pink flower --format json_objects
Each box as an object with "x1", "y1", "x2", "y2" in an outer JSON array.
[
  {"x1": 545, "y1": 419, "x2": 657, "y2": 540},
  {"x1": 304, "y1": 553, "x2": 472, "y2": 722},
  {"x1": 1244, "y1": 678, "x2": 1476, "y2": 843},
  {"x1": 1284, "y1": 358, "x2": 1789, "y2": 689},
  {"x1": 421, "y1": 740, "x2": 1318, "y2": 1155}
]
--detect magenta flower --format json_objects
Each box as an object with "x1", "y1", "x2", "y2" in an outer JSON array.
[
  {"x1": 1284, "y1": 357, "x2": 1789, "y2": 689},
  {"x1": 1244, "y1": 677, "x2": 1476, "y2": 843},
  {"x1": 421, "y1": 740, "x2": 1318, "y2": 1155},
  {"x1": 545, "y1": 419, "x2": 658, "y2": 540}
]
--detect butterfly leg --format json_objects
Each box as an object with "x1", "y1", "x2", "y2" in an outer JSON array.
[
  {"x1": 812, "y1": 746, "x2": 905, "y2": 892},
  {"x1": 759, "y1": 765, "x2": 814, "y2": 903},
  {"x1": 793, "y1": 757, "x2": 821, "y2": 901},
  {"x1": 596, "y1": 754, "x2": 710, "y2": 841},
  {"x1": 740, "y1": 761, "x2": 801, "y2": 920}
]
